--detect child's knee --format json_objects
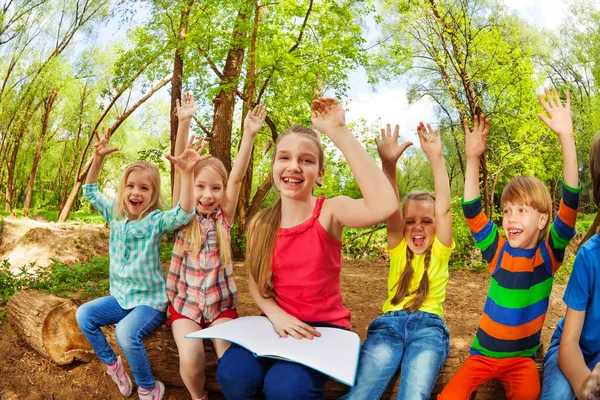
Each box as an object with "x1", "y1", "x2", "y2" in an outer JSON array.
[
  {"x1": 216, "y1": 347, "x2": 263, "y2": 393},
  {"x1": 114, "y1": 322, "x2": 142, "y2": 350}
]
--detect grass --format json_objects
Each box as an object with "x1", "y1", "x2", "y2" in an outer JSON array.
[{"x1": 0, "y1": 208, "x2": 104, "y2": 224}]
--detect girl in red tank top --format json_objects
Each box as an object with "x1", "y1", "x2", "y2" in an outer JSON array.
[{"x1": 216, "y1": 98, "x2": 400, "y2": 400}]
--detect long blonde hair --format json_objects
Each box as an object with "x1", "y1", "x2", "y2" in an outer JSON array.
[
  {"x1": 184, "y1": 158, "x2": 232, "y2": 267},
  {"x1": 247, "y1": 125, "x2": 324, "y2": 298},
  {"x1": 115, "y1": 161, "x2": 163, "y2": 220},
  {"x1": 391, "y1": 191, "x2": 435, "y2": 312}
]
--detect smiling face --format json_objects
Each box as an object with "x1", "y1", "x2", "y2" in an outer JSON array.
[
  {"x1": 502, "y1": 202, "x2": 548, "y2": 249},
  {"x1": 194, "y1": 166, "x2": 225, "y2": 215},
  {"x1": 403, "y1": 198, "x2": 436, "y2": 255},
  {"x1": 124, "y1": 169, "x2": 155, "y2": 218},
  {"x1": 272, "y1": 132, "x2": 324, "y2": 201}
]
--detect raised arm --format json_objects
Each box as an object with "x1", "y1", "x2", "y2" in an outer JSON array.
[
  {"x1": 172, "y1": 92, "x2": 197, "y2": 206},
  {"x1": 559, "y1": 308, "x2": 600, "y2": 400},
  {"x1": 537, "y1": 88, "x2": 578, "y2": 189},
  {"x1": 222, "y1": 104, "x2": 266, "y2": 223},
  {"x1": 311, "y1": 98, "x2": 399, "y2": 228},
  {"x1": 375, "y1": 124, "x2": 413, "y2": 248},
  {"x1": 86, "y1": 127, "x2": 118, "y2": 185},
  {"x1": 166, "y1": 136, "x2": 210, "y2": 212},
  {"x1": 418, "y1": 122, "x2": 452, "y2": 247},
  {"x1": 248, "y1": 273, "x2": 320, "y2": 340},
  {"x1": 463, "y1": 115, "x2": 490, "y2": 202}
]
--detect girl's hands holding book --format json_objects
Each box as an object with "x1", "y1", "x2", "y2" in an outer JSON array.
[{"x1": 269, "y1": 309, "x2": 321, "y2": 340}]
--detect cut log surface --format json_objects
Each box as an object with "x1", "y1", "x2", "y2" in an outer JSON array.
[{"x1": 7, "y1": 289, "x2": 94, "y2": 364}]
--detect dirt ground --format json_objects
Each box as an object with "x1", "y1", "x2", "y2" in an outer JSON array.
[{"x1": 0, "y1": 218, "x2": 570, "y2": 400}]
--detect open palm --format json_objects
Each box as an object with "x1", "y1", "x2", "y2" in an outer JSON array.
[{"x1": 376, "y1": 124, "x2": 412, "y2": 164}]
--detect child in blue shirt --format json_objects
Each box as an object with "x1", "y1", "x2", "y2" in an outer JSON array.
[{"x1": 540, "y1": 135, "x2": 600, "y2": 400}]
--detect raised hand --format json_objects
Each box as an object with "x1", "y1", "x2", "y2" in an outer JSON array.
[
  {"x1": 269, "y1": 309, "x2": 321, "y2": 340},
  {"x1": 375, "y1": 124, "x2": 413, "y2": 165},
  {"x1": 166, "y1": 136, "x2": 210, "y2": 173},
  {"x1": 244, "y1": 104, "x2": 266, "y2": 136},
  {"x1": 94, "y1": 127, "x2": 118, "y2": 157},
  {"x1": 175, "y1": 91, "x2": 197, "y2": 122},
  {"x1": 417, "y1": 122, "x2": 442, "y2": 160},
  {"x1": 310, "y1": 97, "x2": 345, "y2": 135},
  {"x1": 463, "y1": 114, "x2": 489, "y2": 159},
  {"x1": 537, "y1": 88, "x2": 573, "y2": 138}
]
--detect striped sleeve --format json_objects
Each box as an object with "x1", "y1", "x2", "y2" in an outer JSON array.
[
  {"x1": 82, "y1": 183, "x2": 113, "y2": 223},
  {"x1": 461, "y1": 196, "x2": 501, "y2": 271},
  {"x1": 546, "y1": 181, "x2": 579, "y2": 274}
]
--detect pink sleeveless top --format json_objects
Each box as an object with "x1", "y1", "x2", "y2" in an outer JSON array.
[{"x1": 271, "y1": 196, "x2": 350, "y2": 329}]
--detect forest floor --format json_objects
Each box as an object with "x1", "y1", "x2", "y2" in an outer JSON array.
[{"x1": 0, "y1": 217, "x2": 570, "y2": 400}]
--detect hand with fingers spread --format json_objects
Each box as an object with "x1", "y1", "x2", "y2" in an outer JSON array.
[
  {"x1": 375, "y1": 124, "x2": 413, "y2": 166},
  {"x1": 417, "y1": 122, "x2": 442, "y2": 160},
  {"x1": 166, "y1": 136, "x2": 210, "y2": 174},
  {"x1": 537, "y1": 88, "x2": 573, "y2": 138},
  {"x1": 310, "y1": 97, "x2": 346, "y2": 135},
  {"x1": 244, "y1": 104, "x2": 266, "y2": 137},
  {"x1": 175, "y1": 92, "x2": 197, "y2": 122},
  {"x1": 94, "y1": 127, "x2": 119, "y2": 157},
  {"x1": 463, "y1": 114, "x2": 490, "y2": 160},
  {"x1": 269, "y1": 309, "x2": 321, "y2": 340}
]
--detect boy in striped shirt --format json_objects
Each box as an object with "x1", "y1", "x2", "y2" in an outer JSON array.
[{"x1": 439, "y1": 88, "x2": 579, "y2": 400}]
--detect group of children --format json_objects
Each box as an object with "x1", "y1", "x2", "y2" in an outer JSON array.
[{"x1": 73, "y1": 87, "x2": 599, "y2": 400}]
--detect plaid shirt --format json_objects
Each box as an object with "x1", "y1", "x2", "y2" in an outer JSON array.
[
  {"x1": 83, "y1": 183, "x2": 195, "y2": 312},
  {"x1": 166, "y1": 206, "x2": 238, "y2": 322}
]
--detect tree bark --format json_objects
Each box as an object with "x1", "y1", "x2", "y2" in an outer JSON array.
[{"x1": 24, "y1": 89, "x2": 58, "y2": 217}]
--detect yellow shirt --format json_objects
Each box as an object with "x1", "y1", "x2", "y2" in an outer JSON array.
[{"x1": 382, "y1": 236, "x2": 454, "y2": 316}]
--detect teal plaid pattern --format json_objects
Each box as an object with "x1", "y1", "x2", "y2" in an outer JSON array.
[{"x1": 83, "y1": 184, "x2": 194, "y2": 311}]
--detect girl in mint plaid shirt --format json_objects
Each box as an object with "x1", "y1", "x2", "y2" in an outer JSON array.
[
  {"x1": 165, "y1": 92, "x2": 266, "y2": 400},
  {"x1": 76, "y1": 127, "x2": 205, "y2": 400}
]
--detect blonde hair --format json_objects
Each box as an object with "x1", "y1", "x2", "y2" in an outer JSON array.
[
  {"x1": 115, "y1": 161, "x2": 163, "y2": 220},
  {"x1": 184, "y1": 158, "x2": 232, "y2": 267},
  {"x1": 501, "y1": 176, "x2": 552, "y2": 239},
  {"x1": 391, "y1": 192, "x2": 436, "y2": 311},
  {"x1": 248, "y1": 126, "x2": 324, "y2": 298}
]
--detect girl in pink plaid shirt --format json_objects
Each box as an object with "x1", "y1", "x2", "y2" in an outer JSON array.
[{"x1": 166, "y1": 92, "x2": 266, "y2": 400}]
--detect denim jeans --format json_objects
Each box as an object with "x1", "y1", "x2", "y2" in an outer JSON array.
[
  {"x1": 341, "y1": 310, "x2": 449, "y2": 400},
  {"x1": 217, "y1": 343, "x2": 329, "y2": 400},
  {"x1": 75, "y1": 295, "x2": 166, "y2": 390},
  {"x1": 540, "y1": 327, "x2": 600, "y2": 400}
]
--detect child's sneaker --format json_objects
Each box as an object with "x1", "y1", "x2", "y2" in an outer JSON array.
[
  {"x1": 138, "y1": 380, "x2": 165, "y2": 400},
  {"x1": 106, "y1": 355, "x2": 133, "y2": 397}
]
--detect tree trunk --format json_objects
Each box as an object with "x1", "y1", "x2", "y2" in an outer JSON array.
[
  {"x1": 24, "y1": 89, "x2": 58, "y2": 217},
  {"x1": 58, "y1": 74, "x2": 172, "y2": 222},
  {"x1": 7, "y1": 290, "x2": 94, "y2": 365},
  {"x1": 210, "y1": 0, "x2": 254, "y2": 172},
  {"x1": 169, "y1": 0, "x2": 194, "y2": 192}
]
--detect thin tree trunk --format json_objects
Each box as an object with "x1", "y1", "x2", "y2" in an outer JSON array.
[
  {"x1": 58, "y1": 74, "x2": 172, "y2": 222},
  {"x1": 24, "y1": 89, "x2": 57, "y2": 217}
]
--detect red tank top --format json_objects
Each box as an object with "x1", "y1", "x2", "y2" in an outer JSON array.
[{"x1": 271, "y1": 196, "x2": 350, "y2": 329}]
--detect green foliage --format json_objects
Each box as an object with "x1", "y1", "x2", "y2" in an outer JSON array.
[
  {"x1": 575, "y1": 213, "x2": 597, "y2": 235},
  {"x1": 343, "y1": 224, "x2": 387, "y2": 261},
  {"x1": 32, "y1": 210, "x2": 105, "y2": 224},
  {"x1": 0, "y1": 257, "x2": 110, "y2": 308}
]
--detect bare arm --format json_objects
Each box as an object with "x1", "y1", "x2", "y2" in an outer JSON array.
[
  {"x1": 311, "y1": 98, "x2": 399, "y2": 228},
  {"x1": 172, "y1": 92, "x2": 197, "y2": 207},
  {"x1": 375, "y1": 124, "x2": 413, "y2": 248},
  {"x1": 559, "y1": 307, "x2": 600, "y2": 400},
  {"x1": 537, "y1": 88, "x2": 578, "y2": 188},
  {"x1": 418, "y1": 122, "x2": 452, "y2": 247},
  {"x1": 248, "y1": 274, "x2": 320, "y2": 340},
  {"x1": 222, "y1": 105, "x2": 266, "y2": 223},
  {"x1": 463, "y1": 115, "x2": 490, "y2": 202},
  {"x1": 86, "y1": 127, "x2": 118, "y2": 184}
]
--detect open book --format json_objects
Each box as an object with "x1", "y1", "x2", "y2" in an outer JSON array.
[{"x1": 186, "y1": 316, "x2": 361, "y2": 386}]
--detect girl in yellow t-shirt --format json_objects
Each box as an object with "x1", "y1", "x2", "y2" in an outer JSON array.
[{"x1": 342, "y1": 122, "x2": 454, "y2": 400}]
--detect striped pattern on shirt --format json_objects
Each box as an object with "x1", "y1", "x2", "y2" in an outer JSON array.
[
  {"x1": 461, "y1": 182, "x2": 579, "y2": 358},
  {"x1": 83, "y1": 183, "x2": 195, "y2": 312}
]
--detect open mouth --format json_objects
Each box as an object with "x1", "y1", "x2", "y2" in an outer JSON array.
[
  {"x1": 283, "y1": 177, "x2": 303, "y2": 184},
  {"x1": 508, "y1": 229, "x2": 523, "y2": 236},
  {"x1": 198, "y1": 200, "x2": 214, "y2": 209},
  {"x1": 412, "y1": 235, "x2": 425, "y2": 247},
  {"x1": 130, "y1": 199, "x2": 143, "y2": 208}
]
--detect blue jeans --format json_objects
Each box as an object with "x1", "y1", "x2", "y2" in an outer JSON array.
[
  {"x1": 75, "y1": 295, "x2": 165, "y2": 390},
  {"x1": 540, "y1": 327, "x2": 600, "y2": 400},
  {"x1": 217, "y1": 343, "x2": 329, "y2": 399},
  {"x1": 341, "y1": 310, "x2": 450, "y2": 400}
]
